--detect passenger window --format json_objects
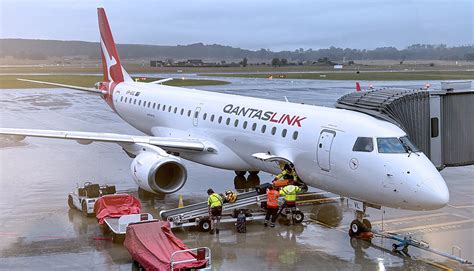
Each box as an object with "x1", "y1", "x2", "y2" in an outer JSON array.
[
  {"x1": 163, "y1": 105, "x2": 166, "y2": 111},
  {"x1": 194, "y1": 111, "x2": 199, "y2": 118},
  {"x1": 168, "y1": 107, "x2": 172, "y2": 112},
  {"x1": 226, "y1": 118, "x2": 231, "y2": 125},
  {"x1": 261, "y1": 125, "x2": 266, "y2": 133},
  {"x1": 153, "y1": 103, "x2": 156, "y2": 109},
  {"x1": 134, "y1": 99, "x2": 136, "y2": 105},
  {"x1": 148, "y1": 102, "x2": 151, "y2": 108},
  {"x1": 174, "y1": 107, "x2": 177, "y2": 113},
  {"x1": 180, "y1": 108, "x2": 184, "y2": 115},
  {"x1": 210, "y1": 115, "x2": 215, "y2": 122},
  {"x1": 292, "y1": 131, "x2": 299, "y2": 140},
  {"x1": 120, "y1": 96, "x2": 123, "y2": 102},
  {"x1": 234, "y1": 119, "x2": 239, "y2": 127},
  {"x1": 138, "y1": 100, "x2": 141, "y2": 106},
  {"x1": 252, "y1": 123, "x2": 257, "y2": 131},
  {"x1": 243, "y1": 121, "x2": 248, "y2": 129},
  {"x1": 203, "y1": 113, "x2": 207, "y2": 120},
  {"x1": 352, "y1": 137, "x2": 373, "y2": 152},
  {"x1": 377, "y1": 138, "x2": 406, "y2": 153},
  {"x1": 157, "y1": 104, "x2": 160, "y2": 110},
  {"x1": 282, "y1": 129, "x2": 287, "y2": 137},
  {"x1": 188, "y1": 110, "x2": 191, "y2": 117},
  {"x1": 271, "y1": 127, "x2": 276, "y2": 135},
  {"x1": 124, "y1": 97, "x2": 128, "y2": 103},
  {"x1": 218, "y1": 116, "x2": 222, "y2": 123}
]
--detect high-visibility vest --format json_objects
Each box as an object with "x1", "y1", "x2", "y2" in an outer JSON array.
[
  {"x1": 276, "y1": 169, "x2": 298, "y2": 181},
  {"x1": 279, "y1": 185, "x2": 301, "y2": 202},
  {"x1": 266, "y1": 189, "x2": 279, "y2": 208},
  {"x1": 208, "y1": 193, "x2": 223, "y2": 208}
]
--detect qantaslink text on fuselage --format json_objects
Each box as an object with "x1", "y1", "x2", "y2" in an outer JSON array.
[{"x1": 222, "y1": 104, "x2": 307, "y2": 127}]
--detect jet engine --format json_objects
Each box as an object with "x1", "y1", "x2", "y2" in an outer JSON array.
[{"x1": 130, "y1": 152, "x2": 187, "y2": 194}]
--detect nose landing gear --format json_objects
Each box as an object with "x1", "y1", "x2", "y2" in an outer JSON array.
[
  {"x1": 348, "y1": 202, "x2": 373, "y2": 239},
  {"x1": 349, "y1": 211, "x2": 372, "y2": 237}
]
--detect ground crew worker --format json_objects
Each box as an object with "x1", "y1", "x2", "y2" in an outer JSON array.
[
  {"x1": 264, "y1": 185, "x2": 280, "y2": 228},
  {"x1": 278, "y1": 181, "x2": 301, "y2": 225},
  {"x1": 207, "y1": 188, "x2": 223, "y2": 234},
  {"x1": 276, "y1": 164, "x2": 298, "y2": 182}
]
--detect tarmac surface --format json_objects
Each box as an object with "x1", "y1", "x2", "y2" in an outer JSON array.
[{"x1": 0, "y1": 76, "x2": 473, "y2": 270}]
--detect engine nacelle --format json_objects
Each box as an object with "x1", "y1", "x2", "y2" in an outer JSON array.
[{"x1": 130, "y1": 152, "x2": 187, "y2": 194}]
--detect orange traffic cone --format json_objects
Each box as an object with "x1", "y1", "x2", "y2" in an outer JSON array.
[{"x1": 178, "y1": 195, "x2": 184, "y2": 208}]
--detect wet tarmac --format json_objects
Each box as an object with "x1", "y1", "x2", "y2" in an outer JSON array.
[{"x1": 0, "y1": 77, "x2": 473, "y2": 270}]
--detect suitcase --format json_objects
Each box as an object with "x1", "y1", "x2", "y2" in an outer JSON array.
[{"x1": 236, "y1": 212, "x2": 247, "y2": 233}]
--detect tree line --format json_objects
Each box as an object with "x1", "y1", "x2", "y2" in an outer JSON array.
[{"x1": 0, "y1": 39, "x2": 472, "y2": 62}]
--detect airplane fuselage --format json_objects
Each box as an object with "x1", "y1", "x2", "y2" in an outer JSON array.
[{"x1": 110, "y1": 81, "x2": 449, "y2": 211}]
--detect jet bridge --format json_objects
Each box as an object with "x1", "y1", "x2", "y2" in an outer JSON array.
[{"x1": 335, "y1": 81, "x2": 474, "y2": 169}]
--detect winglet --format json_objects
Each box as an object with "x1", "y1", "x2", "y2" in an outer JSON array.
[{"x1": 97, "y1": 8, "x2": 132, "y2": 83}]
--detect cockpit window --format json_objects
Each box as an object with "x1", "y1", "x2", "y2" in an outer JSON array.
[
  {"x1": 352, "y1": 137, "x2": 374, "y2": 152},
  {"x1": 399, "y1": 136, "x2": 420, "y2": 152},
  {"x1": 377, "y1": 137, "x2": 406, "y2": 153}
]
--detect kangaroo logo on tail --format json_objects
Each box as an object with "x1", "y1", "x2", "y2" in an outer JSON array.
[{"x1": 97, "y1": 8, "x2": 132, "y2": 83}]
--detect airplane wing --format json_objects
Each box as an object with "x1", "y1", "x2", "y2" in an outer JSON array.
[
  {"x1": 17, "y1": 78, "x2": 102, "y2": 94},
  {"x1": 0, "y1": 128, "x2": 213, "y2": 153}
]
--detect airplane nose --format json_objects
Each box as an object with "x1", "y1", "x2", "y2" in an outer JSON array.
[{"x1": 421, "y1": 177, "x2": 450, "y2": 210}]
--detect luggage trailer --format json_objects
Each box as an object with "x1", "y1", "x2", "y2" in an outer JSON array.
[
  {"x1": 103, "y1": 213, "x2": 156, "y2": 242},
  {"x1": 160, "y1": 190, "x2": 268, "y2": 232}
]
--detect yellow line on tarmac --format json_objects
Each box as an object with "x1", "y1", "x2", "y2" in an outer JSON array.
[
  {"x1": 448, "y1": 204, "x2": 474, "y2": 209},
  {"x1": 392, "y1": 219, "x2": 474, "y2": 233},
  {"x1": 416, "y1": 258, "x2": 453, "y2": 271},
  {"x1": 337, "y1": 213, "x2": 446, "y2": 229},
  {"x1": 310, "y1": 219, "x2": 455, "y2": 270},
  {"x1": 297, "y1": 192, "x2": 331, "y2": 197},
  {"x1": 297, "y1": 197, "x2": 340, "y2": 204}
]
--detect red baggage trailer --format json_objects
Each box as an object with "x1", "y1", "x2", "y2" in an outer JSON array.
[{"x1": 124, "y1": 221, "x2": 211, "y2": 270}]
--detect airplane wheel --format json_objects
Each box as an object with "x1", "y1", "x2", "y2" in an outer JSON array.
[
  {"x1": 349, "y1": 220, "x2": 363, "y2": 237},
  {"x1": 198, "y1": 218, "x2": 211, "y2": 232},
  {"x1": 298, "y1": 184, "x2": 308, "y2": 193},
  {"x1": 235, "y1": 171, "x2": 246, "y2": 176},
  {"x1": 362, "y1": 219, "x2": 372, "y2": 232},
  {"x1": 293, "y1": 210, "x2": 304, "y2": 224},
  {"x1": 68, "y1": 196, "x2": 74, "y2": 209}
]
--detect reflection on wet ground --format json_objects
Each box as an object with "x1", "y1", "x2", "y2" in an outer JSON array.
[{"x1": 1, "y1": 77, "x2": 473, "y2": 270}]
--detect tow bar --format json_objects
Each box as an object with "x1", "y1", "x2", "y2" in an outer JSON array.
[{"x1": 371, "y1": 230, "x2": 472, "y2": 264}]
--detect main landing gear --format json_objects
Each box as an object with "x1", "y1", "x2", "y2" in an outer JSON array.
[{"x1": 234, "y1": 171, "x2": 260, "y2": 191}]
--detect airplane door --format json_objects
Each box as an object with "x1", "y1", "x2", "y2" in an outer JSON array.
[
  {"x1": 317, "y1": 130, "x2": 336, "y2": 171},
  {"x1": 193, "y1": 106, "x2": 202, "y2": 126}
]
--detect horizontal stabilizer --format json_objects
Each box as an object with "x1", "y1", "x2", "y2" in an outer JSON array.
[
  {"x1": 17, "y1": 78, "x2": 102, "y2": 94},
  {"x1": 149, "y1": 78, "x2": 173, "y2": 84}
]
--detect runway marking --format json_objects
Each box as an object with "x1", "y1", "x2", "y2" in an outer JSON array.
[
  {"x1": 392, "y1": 219, "x2": 474, "y2": 233},
  {"x1": 448, "y1": 204, "x2": 474, "y2": 209}
]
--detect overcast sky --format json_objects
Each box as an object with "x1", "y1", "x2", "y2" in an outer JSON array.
[{"x1": 0, "y1": 0, "x2": 472, "y2": 51}]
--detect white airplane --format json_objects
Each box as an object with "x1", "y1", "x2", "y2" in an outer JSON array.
[{"x1": 1, "y1": 8, "x2": 449, "y2": 234}]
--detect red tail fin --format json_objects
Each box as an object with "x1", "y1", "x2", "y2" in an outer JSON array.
[
  {"x1": 355, "y1": 82, "x2": 361, "y2": 92},
  {"x1": 97, "y1": 8, "x2": 131, "y2": 83}
]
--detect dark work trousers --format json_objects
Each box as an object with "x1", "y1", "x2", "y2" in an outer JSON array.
[{"x1": 265, "y1": 207, "x2": 279, "y2": 224}]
